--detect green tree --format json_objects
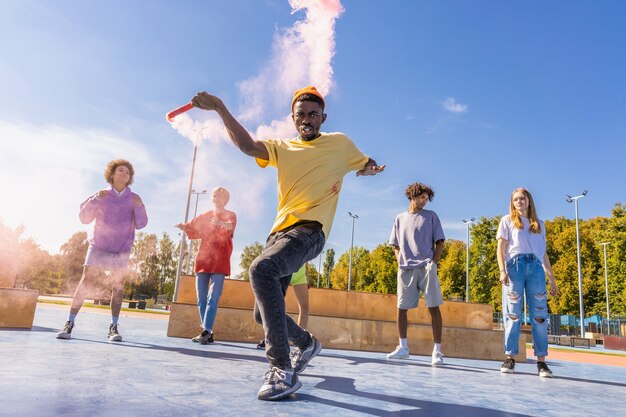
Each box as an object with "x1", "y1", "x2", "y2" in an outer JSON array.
[
  {"x1": 238, "y1": 242, "x2": 264, "y2": 280},
  {"x1": 58, "y1": 231, "x2": 88, "y2": 293},
  {"x1": 438, "y1": 239, "x2": 466, "y2": 300},
  {"x1": 322, "y1": 248, "x2": 335, "y2": 288},
  {"x1": 363, "y1": 244, "x2": 397, "y2": 294},
  {"x1": 16, "y1": 239, "x2": 60, "y2": 294},
  {"x1": 305, "y1": 262, "x2": 321, "y2": 287},
  {"x1": 129, "y1": 233, "x2": 159, "y2": 299},
  {"x1": 330, "y1": 246, "x2": 369, "y2": 291},
  {"x1": 468, "y1": 216, "x2": 501, "y2": 309},
  {"x1": 157, "y1": 233, "x2": 177, "y2": 299}
]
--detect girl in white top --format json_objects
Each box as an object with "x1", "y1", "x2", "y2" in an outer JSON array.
[{"x1": 497, "y1": 187, "x2": 558, "y2": 377}]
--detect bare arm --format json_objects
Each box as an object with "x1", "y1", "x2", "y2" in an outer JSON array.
[
  {"x1": 356, "y1": 158, "x2": 385, "y2": 176},
  {"x1": 191, "y1": 92, "x2": 269, "y2": 160},
  {"x1": 433, "y1": 240, "x2": 444, "y2": 263},
  {"x1": 543, "y1": 253, "x2": 558, "y2": 296},
  {"x1": 497, "y1": 238, "x2": 509, "y2": 285},
  {"x1": 392, "y1": 246, "x2": 400, "y2": 264}
]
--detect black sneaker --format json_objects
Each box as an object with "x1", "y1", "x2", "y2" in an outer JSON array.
[
  {"x1": 108, "y1": 324, "x2": 122, "y2": 342},
  {"x1": 537, "y1": 361, "x2": 553, "y2": 378},
  {"x1": 256, "y1": 339, "x2": 266, "y2": 350},
  {"x1": 500, "y1": 358, "x2": 515, "y2": 373},
  {"x1": 56, "y1": 321, "x2": 74, "y2": 339},
  {"x1": 257, "y1": 366, "x2": 301, "y2": 401},
  {"x1": 192, "y1": 330, "x2": 214, "y2": 344},
  {"x1": 290, "y1": 334, "x2": 322, "y2": 374}
]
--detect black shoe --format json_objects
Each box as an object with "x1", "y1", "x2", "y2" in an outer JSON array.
[
  {"x1": 257, "y1": 366, "x2": 301, "y2": 401},
  {"x1": 500, "y1": 358, "x2": 515, "y2": 373},
  {"x1": 256, "y1": 339, "x2": 266, "y2": 349},
  {"x1": 108, "y1": 324, "x2": 122, "y2": 342},
  {"x1": 56, "y1": 321, "x2": 74, "y2": 339},
  {"x1": 537, "y1": 361, "x2": 553, "y2": 378},
  {"x1": 290, "y1": 334, "x2": 322, "y2": 374},
  {"x1": 192, "y1": 330, "x2": 214, "y2": 344}
]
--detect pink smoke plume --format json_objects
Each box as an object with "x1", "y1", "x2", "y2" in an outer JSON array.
[
  {"x1": 170, "y1": 0, "x2": 344, "y2": 143},
  {"x1": 244, "y1": 0, "x2": 344, "y2": 139}
]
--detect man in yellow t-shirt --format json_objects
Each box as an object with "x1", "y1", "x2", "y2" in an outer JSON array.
[{"x1": 191, "y1": 86, "x2": 385, "y2": 401}]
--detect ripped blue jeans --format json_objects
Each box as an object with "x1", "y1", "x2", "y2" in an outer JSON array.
[{"x1": 503, "y1": 254, "x2": 549, "y2": 357}]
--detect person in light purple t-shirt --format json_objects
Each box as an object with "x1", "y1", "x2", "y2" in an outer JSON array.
[
  {"x1": 387, "y1": 182, "x2": 446, "y2": 365},
  {"x1": 57, "y1": 159, "x2": 148, "y2": 342}
]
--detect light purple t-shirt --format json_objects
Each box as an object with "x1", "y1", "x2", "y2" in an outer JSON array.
[
  {"x1": 388, "y1": 209, "x2": 445, "y2": 269},
  {"x1": 496, "y1": 215, "x2": 546, "y2": 262}
]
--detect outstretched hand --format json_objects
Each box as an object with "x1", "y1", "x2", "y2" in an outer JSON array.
[
  {"x1": 191, "y1": 91, "x2": 223, "y2": 112},
  {"x1": 356, "y1": 164, "x2": 385, "y2": 176},
  {"x1": 96, "y1": 189, "x2": 109, "y2": 198}
]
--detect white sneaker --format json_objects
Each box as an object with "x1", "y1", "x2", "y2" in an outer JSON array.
[
  {"x1": 431, "y1": 351, "x2": 444, "y2": 365},
  {"x1": 387, "y1": 345, "x2": 410, "y2": 359}
]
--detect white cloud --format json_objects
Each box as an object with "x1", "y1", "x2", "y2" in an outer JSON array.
[{"x1": 442, "y1": 97, "x2": 468, "y2": 113}]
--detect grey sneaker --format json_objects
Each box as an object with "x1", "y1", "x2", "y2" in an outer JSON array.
[
  {"x1": 257, "y1": 366, "x2": 301, "y2": 401},
  {"x1": 56, "y1": 321, "x2": 74, "y2": 339},
  {"x1": 500, "y1": 358, "x2": 515, "y2": 373},
  {"x1": 537, "y1": 361, "x2": 553, "y2": 378},
  {"x1": 192, "y1": 330, "x2": 214, "y2": 344},
  {"x1": 290, "y1": 335, "x2": 322, "y2": 374},
  {"x1": 108, "y1": 324, "x2": 122, "y2": 342}
]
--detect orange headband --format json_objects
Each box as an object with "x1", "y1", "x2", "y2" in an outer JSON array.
[{"x1": 291, "y1": 85, "x2": 325, "y2": 111}]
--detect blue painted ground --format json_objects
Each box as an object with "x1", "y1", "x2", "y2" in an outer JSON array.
[{"x1": 1, "y1": 304, "x2": 624, "y2": 417}]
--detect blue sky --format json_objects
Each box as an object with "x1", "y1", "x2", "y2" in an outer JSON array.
[{"x1": 1, "y1": 1, "x2": 625, "y2": 275}]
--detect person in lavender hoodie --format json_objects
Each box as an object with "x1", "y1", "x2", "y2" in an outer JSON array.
[{"x1": 57, "y1": 159, "x2": 148, "y2": 342}]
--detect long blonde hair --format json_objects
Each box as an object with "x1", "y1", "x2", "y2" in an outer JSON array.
[{"x1": 510, "y1": 187, "x2": 541, "y2": 233}]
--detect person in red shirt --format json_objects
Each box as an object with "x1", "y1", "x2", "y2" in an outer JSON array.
[{"x1": 176, "y1": 186, "x2": 236, "y2": 344}]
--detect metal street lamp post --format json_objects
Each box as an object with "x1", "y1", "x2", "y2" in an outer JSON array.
[
  {"x1": 599, "y1": 241, "x2": 611, "y2": 335},
  {"x1": 173, "y1": 145, "x2": 199, "y2": 302},
  {"x1": 566, "y1": 190, "x2": 588, "y2": 338},
  {"x1": 462, "y1": 218, "x2": 475, "y2": 302},
  {"x1": 185, "y1": 189, "x2": 208, "y2": 275},
  {"x1": 347, "y1": 212, "x2": 359, "y2": 291}
]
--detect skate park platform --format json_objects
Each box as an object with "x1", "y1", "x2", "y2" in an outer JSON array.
[
  {"x1": 167, "y1": 277, "x2": 526, "y2": 361},
  {"x1": 1, "y1": 303, "x2": 625, "y2": 417}
]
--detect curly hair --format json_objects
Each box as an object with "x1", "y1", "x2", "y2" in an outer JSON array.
[
  {"x1": 405, "y1": 182, "x2": 435, "y2": 201},
  {"x1": 104, "y1": 159, "x2": 134, "y2": 186}
]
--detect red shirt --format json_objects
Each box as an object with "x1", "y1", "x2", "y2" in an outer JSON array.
[{"x1": 182, "y1": 209, "x2": 237, "y2": 275}]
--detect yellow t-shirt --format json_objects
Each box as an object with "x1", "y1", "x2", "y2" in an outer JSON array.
[{"x1": 256, "y1": 132, "x2": 369, "y2": 239}]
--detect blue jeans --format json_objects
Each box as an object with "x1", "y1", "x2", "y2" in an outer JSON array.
[
  {"x1": 196, "y1": 273, "x2": 225, "y2": 332},
  {"x1": 250, "y1": 221, "x2": 325, "y2": 369},
  {"x1": 502, "y1": 254, "x2": 549, "y2": 357}
]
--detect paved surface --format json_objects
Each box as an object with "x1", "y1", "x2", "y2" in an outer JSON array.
[{"x1": 1, "y1": 304, "x2": 625, "y2": 417}]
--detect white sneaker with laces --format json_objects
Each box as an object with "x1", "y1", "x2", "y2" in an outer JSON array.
[
  {"x1": 431, "y1": 351, "x2": 444, "y2": 365},
  {"x1": 386, "y1": 345, "x2": 410, "y2": 359}
]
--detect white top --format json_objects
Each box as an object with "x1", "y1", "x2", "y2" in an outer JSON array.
[{"x1": 496, "y1": 214, "x2": 546, "y2": 262}]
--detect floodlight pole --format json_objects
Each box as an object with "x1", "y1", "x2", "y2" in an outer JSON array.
[
  {"x1": 566, "y1": 190, "x2": 587, "y2": 338},
  {"x1": 600, "y1": 241, "x2": 611, "y2": 335},
  {"x1": 347, "y1": 212, "x2": 359, "y2": 291},
  {"x1": 173, "y1": 145, "x2": 198, "y2": 302},
  {"x1": 462, "y1": 218, "x2": 475, "y2": 302}
]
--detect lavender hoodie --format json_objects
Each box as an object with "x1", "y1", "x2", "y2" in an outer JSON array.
[{"x1": 79, "y1": 187, "x2": 148, "y2": 253}]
